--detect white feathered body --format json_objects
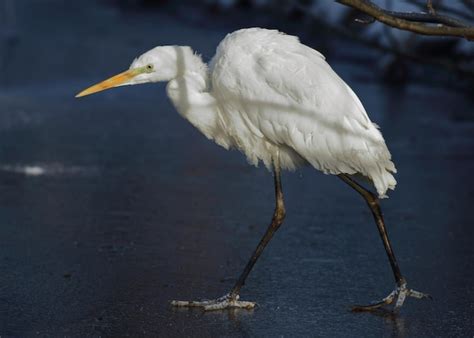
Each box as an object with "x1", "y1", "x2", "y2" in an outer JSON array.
[{"x1": 166, "y1": 28, "x2": 397, "y2": 197}]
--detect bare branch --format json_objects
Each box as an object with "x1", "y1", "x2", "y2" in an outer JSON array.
[
  {"x1": 336, "y1": 0, "x2": 474, "y2": 40},
  {"x1": 378, "y1": 10, "x2": 468, "y2": 28}
]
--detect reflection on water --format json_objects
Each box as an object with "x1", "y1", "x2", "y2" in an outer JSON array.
[
  {"x1": 384, "y1": 314, "x2": 406, "y2": 338},
  {"x1": 0, "y1": 163, "x2": 99, "y2": 176}
]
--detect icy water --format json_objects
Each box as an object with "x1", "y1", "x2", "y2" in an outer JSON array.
[{"x1": 0, "y1": 2, "x2": 473, "y2": 336}]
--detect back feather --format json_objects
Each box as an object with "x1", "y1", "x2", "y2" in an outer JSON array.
[{"x1": 211, "y1": 29, "x2": 397, "y2": 197}]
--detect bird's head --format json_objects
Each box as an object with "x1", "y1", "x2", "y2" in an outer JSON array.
[{"x1": 76, "y1": 46, "x2": 183, "y2": 98}]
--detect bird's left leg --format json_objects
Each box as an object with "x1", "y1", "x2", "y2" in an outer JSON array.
[
  {"x1": 171, "y1": 155, "x2": 286, "y2": 311},
  {"x1": 338, "y1": 174, "x2": 431, "y2": 313}
]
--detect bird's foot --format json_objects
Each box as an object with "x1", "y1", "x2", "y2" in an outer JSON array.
[
  {"x1": 352, "y1": 282, "x2": 431, "y2": 313},
  {"x1": 171, "y1": 293, "x2": 256, "y2": 311}
]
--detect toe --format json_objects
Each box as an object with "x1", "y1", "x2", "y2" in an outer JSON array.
[
  {"x1": 203, "y1": 300, "x2": 256, "y2": 311},
  {"x1": 171, "y1": 299, "x2": 212, "y2": 307},
  {"x1": 351, "y1": 299, "x2": 390, "y2": 312},
  {"x1": 203, "y1": 301, "x2": 230, "y2": 311},
  {"x1": 408, "y1": 289, "x2": 432, "y2": 300},
  {"x1": 233, "y1": 300, "x2": 256, "y2": 309},
  {"x1": 171, "y1": 300, "x2": 191, "y2": 307}
]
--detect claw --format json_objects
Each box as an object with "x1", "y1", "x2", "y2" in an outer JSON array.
[{"x1": 171, "y1": 293, "x2": 256, "y2": 311}]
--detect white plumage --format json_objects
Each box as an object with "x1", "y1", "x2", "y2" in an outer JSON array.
[
  {"x1": 209, "y1": 29, "x2": 396, "y2": 197},
  {"x1": 76, "y1": 27, "x2": 430, "y2": 313}
]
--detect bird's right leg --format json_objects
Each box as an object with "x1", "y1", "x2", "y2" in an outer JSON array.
[
  {"x1": 171, "y1": 155, "x2": 286, "y2": 311},
  {"x1": 338, "y1": 174, "x2": 431, "y2": 312}
]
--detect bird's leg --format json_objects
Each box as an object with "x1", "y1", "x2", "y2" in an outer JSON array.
[
  {"x1": 171, "y1": 156, "x2": 286, "y2": 311},
  {"x1": 338, "y1": 174, "x2": 431, "y2": 312}
]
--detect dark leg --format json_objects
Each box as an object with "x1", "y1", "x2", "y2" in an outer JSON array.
[
  {"x1": 339, "y1": 174, "x2": 404, "y2": 285},
  {"x1": 338, "y1": 174, "x2": 430, "y2": 312},
  {"x1": 229, "y1": 157, "x2": 285, "y2": 298},
  {"x1": 171, "y1": 155, "x2": 285, "y2": 310}
]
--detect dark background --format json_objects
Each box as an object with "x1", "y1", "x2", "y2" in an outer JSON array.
[{"x1": 0, "y1": 0, "x2": 473, "y2": 336}]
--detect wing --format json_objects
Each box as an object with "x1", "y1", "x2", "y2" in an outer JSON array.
[{"x1": 211, "y1": 29, "x2": 396, "y2": 196}]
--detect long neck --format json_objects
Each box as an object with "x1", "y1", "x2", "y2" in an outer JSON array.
[{"x1": 166, "y1": 48, "x2": 220, "y2": 142}]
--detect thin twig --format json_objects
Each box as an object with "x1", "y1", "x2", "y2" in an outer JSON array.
[
  {"x1": 410, "y1": 0, "x2": 474, "y2": 22},
  {"x1": 426, "y1": 0, "x2": 435, "y2": 15},
  {"x1": 379, "y1": 10, "x2": 467, "y2": 28}
]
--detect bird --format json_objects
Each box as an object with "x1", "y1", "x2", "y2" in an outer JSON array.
[{"x1": 76, "y1": 28, "x2": 430, "y2": 312}]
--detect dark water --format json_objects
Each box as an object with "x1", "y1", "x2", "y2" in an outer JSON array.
[{"x1": 0, "y1": 2, "x2": 473, "y2": 336}]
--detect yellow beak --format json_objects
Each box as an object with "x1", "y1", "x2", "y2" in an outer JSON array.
[{"x1": 75, "y1": 68, "x2": 141, "y2": 98}]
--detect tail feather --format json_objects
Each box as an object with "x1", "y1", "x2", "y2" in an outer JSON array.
[{"x1": 371, "y1": 163, "x2": 397, "y2": 198}]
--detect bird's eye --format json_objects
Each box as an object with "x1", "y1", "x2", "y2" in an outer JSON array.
[{"x1": 146, "y1": 64, "x2": 154, "y2": 72}]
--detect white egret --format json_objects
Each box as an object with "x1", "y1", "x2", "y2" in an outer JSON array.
[{"x1": 76, "y1": 28, "x2": 430, "y2": 312}]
